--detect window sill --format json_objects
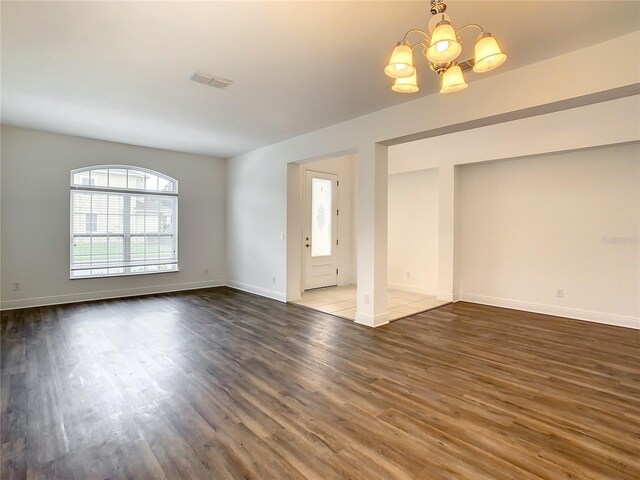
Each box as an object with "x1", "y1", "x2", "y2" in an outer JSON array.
[{"x1": 70, "y1": 267, "x2": 179, "y2": 280}]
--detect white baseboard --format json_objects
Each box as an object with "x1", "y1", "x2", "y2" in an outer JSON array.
[
  {"x1": 387, "y1": 282, "x2": 436, "y2": 296},
  {"x1": 355, "y1": 311, "x2": 389, "y2": 328},
  {"x1": 0, "y1": 280, "x2": 225, "y2": 311},
  {"x1": 460, "y1": 293, "x2": 640, "y2": 330},
  {"x1": 226, "y1": 280, "x2": 287, "y2": 303},
  {"x1": 437, "y1": 292, "x2": 454, "y2": 302}
]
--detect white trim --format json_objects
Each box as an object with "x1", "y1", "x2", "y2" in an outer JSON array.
[
  {"x1": 459, "y1": 293, "x2": 640, "y2": 330},
  {"x1": 437, "y1": 292, "x2": 454, "y2": 302},
  {"x1": 355, "y1": 311, "x2": 389, "y2": 328},
  {"x1": 0, "y1": 280, "x2": 225, "y2": 311},
  {"x1": 225, "y1": 280, "x2": 287, "y2": 302},
  {"x1": 286, "y1": 291, "x2": 302, "y2": 302},
  {"x1": 387, "y1": 282, "x2": 436, "y2": 296},
  {"x1": 70, "y1": 185, "x2": 178, "y2": 197}
]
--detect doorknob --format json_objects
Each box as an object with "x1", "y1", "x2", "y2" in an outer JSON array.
[{"x1": 306, "y1": 243, "x2": 311, "y2": 248}]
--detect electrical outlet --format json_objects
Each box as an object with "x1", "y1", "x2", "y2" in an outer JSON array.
[
  {"x1": 204, "y1": 269, "x2": 209, "y2": 276},
  {"x1": 406, "y1": 271, "x2": 411, "y2": 279},
  {"x1": 12, "y1": 282, "x2": 21, "y2": 292},
  {"x1": 556, "y1": 289, "x2": 564, "y2": 298},
  {"x1": 364, "y1": 294, "x2": 370, "y2": 305},
  {"x1": 272, "y1": 275, "x2": 277, "y2": 284},
  {"x1": 280, "y1": 232, "x2": 285, "y2": 241}
]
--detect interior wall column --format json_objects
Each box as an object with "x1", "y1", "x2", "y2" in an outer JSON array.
[
  {"x1": 285, "y1": 162, "x2": 303, "y2": 302},
  {"x1": 438, "y1": 163, "x2": 455, "y2": 301},
  {"x1": 355, "y1": 143, "x2": 389, "y2": 327}
]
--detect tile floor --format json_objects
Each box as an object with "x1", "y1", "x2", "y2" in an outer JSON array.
[{"x1": 291, "y1": 285, "x2": 449, "y2": 321}]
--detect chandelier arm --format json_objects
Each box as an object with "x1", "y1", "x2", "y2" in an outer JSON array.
[
  {"x1": 456, "y1": 24, "x2": 485, "y2": 36},
  {"x1": 402, "y1": 28, "x2": 430, "y2": 43}
]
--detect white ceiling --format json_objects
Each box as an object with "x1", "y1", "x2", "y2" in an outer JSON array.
[{"x1": 2, "y1": 1, "x2": 639, "y2": 158}]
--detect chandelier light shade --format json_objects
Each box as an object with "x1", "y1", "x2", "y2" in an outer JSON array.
[
  {"x1": 383, "y1": 0, "x2": 507, "y2": 94},
  {"x1": 426, "y1": 21, "x2": 462, "y2": 64},
  {"x1": 440, "y1": 64, "x2": 468, "y2": 93},
  {"x1": 384, "y1": 42, "x2": 415, "y2": 78},
  {"x1": 392, "y1": 70, "x2": 420, "y2": 93},
  {"x1": 473, "y1": 33, "x2": 508, "y2": 73}
]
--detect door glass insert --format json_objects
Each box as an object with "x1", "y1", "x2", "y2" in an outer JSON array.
[{"x1": 311, "y1": 178, "x2": 332, "y2": 257}]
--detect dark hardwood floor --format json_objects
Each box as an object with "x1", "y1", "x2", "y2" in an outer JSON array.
[{"x1": 1, "y1": 287, "x2": 639, "y2": 479}]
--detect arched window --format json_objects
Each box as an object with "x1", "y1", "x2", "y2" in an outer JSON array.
[{"x1": 70, "y1": 165, "x2": 178, "y2": 278}]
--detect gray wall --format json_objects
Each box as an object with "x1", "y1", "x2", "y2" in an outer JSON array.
[{"x1": 1, "y1": 126, "x2": 227, "y2": 308}]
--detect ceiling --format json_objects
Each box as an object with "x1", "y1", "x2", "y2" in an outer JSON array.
[{"x1": 2, "y1": 1, "x2": 639, "y2": 158}]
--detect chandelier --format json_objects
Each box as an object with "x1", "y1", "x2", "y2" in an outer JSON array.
[{"x1": 384, "y1": 0, "x2": 507, "y2": 94}]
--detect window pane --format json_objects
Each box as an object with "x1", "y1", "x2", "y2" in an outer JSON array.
[
  {"x1": 145, "y1": 212, "x2": 159, "y2": 234},
  {"x1": 159, "y1": 236, "x2": 175, "y2": 259},
  {"x1": 145, "y1": 236, "x2": 159, "y2": 259},
  {"x1": 108, "y1": 169, "x2": 127, "y2": 188},
  {"x1": 91, "y1": 169, "x2": 108, "y2": 187},
  {"x1": 160, "y1": 210, "x2": 173, "y2": 234},
  {"x1": 144, "y1": 196, "x2": 159, "y2": 210},
  {"x1": 144, "y1": 173, "x2": 158, "y2": 191},
  {"x1": 73, "y1": 171, "x2": 92, "y2": 186},
  {"x1": 95, "y1": 214, "x2": 107, "y2": 234},
  {"x1": 92, "y1": 194, "x2": 108, "y2": 214},
  {"x1": 130, "y1": 195, "x2": 144, "y2": 215},
  {"x1": 73, "y1": 192, "x2": 92, "y2": 214},
  {"x1": 108, "y1": 237, "x2": 124, "y2": 263},
  {"x1": 128, "y1": 170, "x2": 145, "y2": 190},
  {"x1": 86, "y1": 213, "x2": 98, "y2": 233},
  {"x1": 72, "y1": 237, "x2": 91, "y2": 263},
  {"x1": 130, "y1": 235, "x2": 145, "y2": 261},
  {"x1": 130, "y1": 215, "x2": 144, "y2": 234},
  {"x1": 108, "y1": 215, "x2": 123, "y2": 234},
  {"x1": 108, "y1": 194, "x2": 124, "y2": 211},
  {"x1": 159, "y1": 196, "x2": 173, "y2": 213},
  {"x1": 91, "y1": 237, "x2": 108, "y2": 264},
  {"x1": 72, "y1": 214, "x2": 85, "y2": 234},
  {"x1": 130, "y1": 195, "x2": 144, "y2": 234},
  {"x1": 158, "y1": 177, "x2": 174, "y2": 192},
  {"x1": 311, "y1": 178, "x2": 332, "y2": 257}
]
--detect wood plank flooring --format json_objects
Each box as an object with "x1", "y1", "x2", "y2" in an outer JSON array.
[{"x1": 1, "y1": 287, "x2": 639, "y2": 479}]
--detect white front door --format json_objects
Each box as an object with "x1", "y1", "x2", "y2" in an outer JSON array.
[{"x1": 304, "y1": 170, "x2": 338, "y2": 290}]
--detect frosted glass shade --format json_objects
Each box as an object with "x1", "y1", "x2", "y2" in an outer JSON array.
[
  {"x1": 384, "y1": 43, "x2": 415, "y2": 78},
  {"x1": 440, "y1": 64, "x2": 468, "y2": 93},
  {"x1": 392, "y1": 70, "x2": 419, "y2": 93},
  {"x1": 473, "y1": 34, "x2": 507, "y2": 73},
  {"x1": 426, "y1": 22, "x2": 462, "y2": 64}
]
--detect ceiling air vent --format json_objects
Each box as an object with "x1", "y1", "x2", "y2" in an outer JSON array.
[{"x1": 191, "y1": 72, "x2": 233, "y2": 89}]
